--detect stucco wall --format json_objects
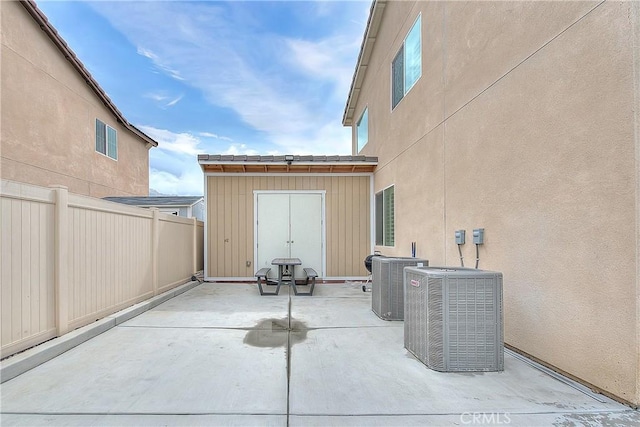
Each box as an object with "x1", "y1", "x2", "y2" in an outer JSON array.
[
  {"x1": 0, "y1": 1, "x2": 150, "y2": 197},
  {"x1": 353, "y1": 1, "x2": 639, "y2": 406}
]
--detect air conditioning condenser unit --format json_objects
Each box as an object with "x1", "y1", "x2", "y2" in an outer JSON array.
[
  {"x1": 404, "y1": 266, "x2": 503, "y2": 372},
  {"x1": 372, "y1": 257, "x2": 428, "y2": 320}
]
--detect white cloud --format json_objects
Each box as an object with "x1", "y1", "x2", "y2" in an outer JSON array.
[
  {"x1": 144, "y1": 91, "x2": 184, "y2": 108},
  {"x1": 136, "y1": 46, "x2": 185, "y2": 81},
  {"x1": 271, "y1": 119, "x2": 353, "y2": 155},
  {"x1": 285, "y1": 34, "x2": 361, "y2": 99},
  {"x1": 138, "y1": 125, "x2": 204, "y2": 156},
  {"x1": 136, "y1": 46, "x2": 157, "y2": 61},
  {"x1": 199, "y1": 132, "x2": 233, "y2": 142},
  {"x1": 150, "y1": 167, "x2": 203, "y2": 196},
  {"x1": 145, "y1": 126, "x2": 206, "y2": 195},
  {"x1": 144, "y1": 125, "x2": 274, "y2": 195},
  {"x1": 165, "y1": 94, "x2": 184, "y2": 107},
  {"x1": 222, "y1": 143, "x2": 260, "y2": 156}
]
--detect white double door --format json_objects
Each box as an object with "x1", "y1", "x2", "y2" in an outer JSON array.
[{"x1": 255, "y1": 192, "x2": 324, "y2": 279}]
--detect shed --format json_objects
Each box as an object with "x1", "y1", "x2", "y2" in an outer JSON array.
[{"x1": 198, "y1": 154, "x2": 378, "y2": 282}]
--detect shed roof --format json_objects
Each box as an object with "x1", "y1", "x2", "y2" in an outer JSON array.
[
  {"x1": 20, "y1": 1, "x2": 158, "y2": 148},
  {"x1": 104, "y1": 196, "x2": 203, "y2": 207},
  {"x1": 198, "y1": 154, "x2": 378, "y2": 174}
]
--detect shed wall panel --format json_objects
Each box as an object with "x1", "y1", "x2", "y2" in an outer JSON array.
[{"x1": 206, "y1": 175, "x2": 371, "y2": 278}]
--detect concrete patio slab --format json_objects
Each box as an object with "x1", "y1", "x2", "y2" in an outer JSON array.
[
  {"x1": 2, "y1": 282, "x2": 637, "y2": 427},
  {"x1": 1, "y1": 414, "x2": 287, "y2": 426},
  {"x1": 302, "y1": 281, "x2": 371, "y2": 298},
  {"x1": 290, "y1": 293, "x2": 392, "y2": 328},
  {"x1": 289, "y1": 411, "x2": 640, "y2": 426},
  {"x1": 122, "y1": 283, "x2": 289, "y2": 329},
  {"x1": 0, "y1": 279, "x2": 201, "y2": 383},
  {"x1": 1, "y1": 326, "x2": 287, "y2": 415},
  {"x1": 289, "y1": 326, "x2": 626, "y2": 416}
]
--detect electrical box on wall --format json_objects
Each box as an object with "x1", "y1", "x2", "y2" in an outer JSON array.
[
  {"x1": 455, "y1": 230, "x2": 466, "y2": 245},
  {"x1": 473, "y1": 228, "x2": 484, "y2": 244}
]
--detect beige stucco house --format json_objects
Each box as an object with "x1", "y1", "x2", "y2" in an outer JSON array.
[
  {"x1": 343, "y1": 0, "x2": 639, "y2": 407},
  {"x1": 1, "y1": 0, "x2": 158, "y2": 198},
  {"x1": 198, "y1": 154, "x2": 377, "y2": 281}
]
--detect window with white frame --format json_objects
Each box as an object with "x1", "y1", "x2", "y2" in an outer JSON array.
[
  {"x1": 356, "y1": 108, "x2": 368, "y2": 152},
  {"x1": 392, "y1": 14, "x2": 421, "y2": 109},
  {"x1": 375, "y1": 185, "x2": 395, "y2": 246},
  {"x1": 96, "y1": 118, "x2": 117, "y2": 160}
]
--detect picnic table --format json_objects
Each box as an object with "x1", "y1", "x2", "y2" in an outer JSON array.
[
  {"x1": 272, "y1": 257, "x2": 301, "y2": 289},
  {"x1": 255, "y1": 257, "x2": 317, "y2": 296}
]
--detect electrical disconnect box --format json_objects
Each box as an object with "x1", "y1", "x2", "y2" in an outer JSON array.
[
  {"x1": 455, "y1": 230, "x2": 466, "y2": 245},
  {"x1": 473, "y1": 228, "x2": 484, "y2": 244}
]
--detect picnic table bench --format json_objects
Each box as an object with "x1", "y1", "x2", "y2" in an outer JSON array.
[
  {"x1": 292, "y1": 267, "x2": 317, "y2": 296},
  {"x1": 255, "y1": 267, "x2": 277, "y2": 296}
]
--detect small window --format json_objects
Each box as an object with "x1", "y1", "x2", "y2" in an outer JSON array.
[
  {"x1": 391, "y1": 49, "x2": 404, "y2": 109},
  {"x1": 404, "y1": 15, "x2": 422, "y2": 92},
  {"x1": 375, "y1": 185, "x2": 395, "y2": 247},
  {"x1": 392, "y1": 15, "x2": 421, "y2": 109},
  {"x1": 96, "y1": 119, "x2": 117, "y2": 160},
  {"x1": 356, "y1": 108, "x2": 368, "y2": 152}
]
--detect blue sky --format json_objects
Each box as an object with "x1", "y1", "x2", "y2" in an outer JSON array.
[{"x1": 37, "y1": 0, "x2": 370, "y2": 195}]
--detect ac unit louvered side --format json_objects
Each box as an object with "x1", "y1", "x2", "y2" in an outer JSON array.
[
  {"x1": 372, "y1": 257, "x2": 427, "y2": 320},
  {"x1": 403, "y1": 267, "x2": 503, "y2": 372}
]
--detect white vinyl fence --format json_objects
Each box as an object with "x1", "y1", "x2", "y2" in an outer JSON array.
[{"x1": 1, "y1": 180, "x2": 204, "y2": 358}]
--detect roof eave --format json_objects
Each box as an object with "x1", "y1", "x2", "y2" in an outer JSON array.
[
  {"x1": 197, "y1": 155, "x2": 378, "y2": 174},
  {"x1": 198, "y1": 161, "x2": 378, "y2": 167},
  {"x1": 342, "y1": 0, "x2": 387, "y2": 126}
]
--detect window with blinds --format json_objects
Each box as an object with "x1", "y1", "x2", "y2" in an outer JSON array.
[
  {"x1": 96, "y1": 119, "x2": 118, "y2": 160},
  {"x1": 391, "y1": 49, "x2": 404, "y2": 109},
  {"x1": 375, "y1": 185, "x2": 395, "y2": 247},
  {"x1": 391, "y1": 14, "x2": 421, "y2": 110}
]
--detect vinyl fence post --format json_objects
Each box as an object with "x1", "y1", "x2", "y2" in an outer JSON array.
[
  {"x1": 50, "y1": 185, "x2": 69, "y2": 336},
  {"x1": 192, "y1": 217, "x2": 198, "y2": 275},
  {"x1": 151, "y1": 208, "x2": 159, "y2": 296}
]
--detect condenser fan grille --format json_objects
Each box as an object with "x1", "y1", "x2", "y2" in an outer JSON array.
[
  {"x1": 372, "y1": 257, "x2": 427, "y2": 320},
  {"x1": 404, "y1": 267, "x2": 503, "y2": 372}
]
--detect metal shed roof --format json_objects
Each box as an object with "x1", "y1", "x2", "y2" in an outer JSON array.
[
  {"x1": 103, "y1": 196, "x2": 203, "y2": 207},
  {"x1": 198, "y1": 154, "x2": 378, "y2": 174}
]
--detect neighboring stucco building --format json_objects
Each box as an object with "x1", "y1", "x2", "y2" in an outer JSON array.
[
  {"x1": 103, "y1": 196, "x2": 205, "y2": 221},
  {"x1": 1, "y1": 1, "x2": 158, "y2": 198},
  {"x1": 198, "y1": 154, "x2": 377, "y2": 281},
  {"x1": 343, "y1": 1, "x2": 639, "y2": 406}
]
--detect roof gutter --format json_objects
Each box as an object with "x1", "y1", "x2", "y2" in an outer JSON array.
[
  {"x1": 20, "y1": 1, "x2": 159, "y2": 148},
  {"x1": 342, "y1": 0, "x2": 387, "y2": 127}
]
